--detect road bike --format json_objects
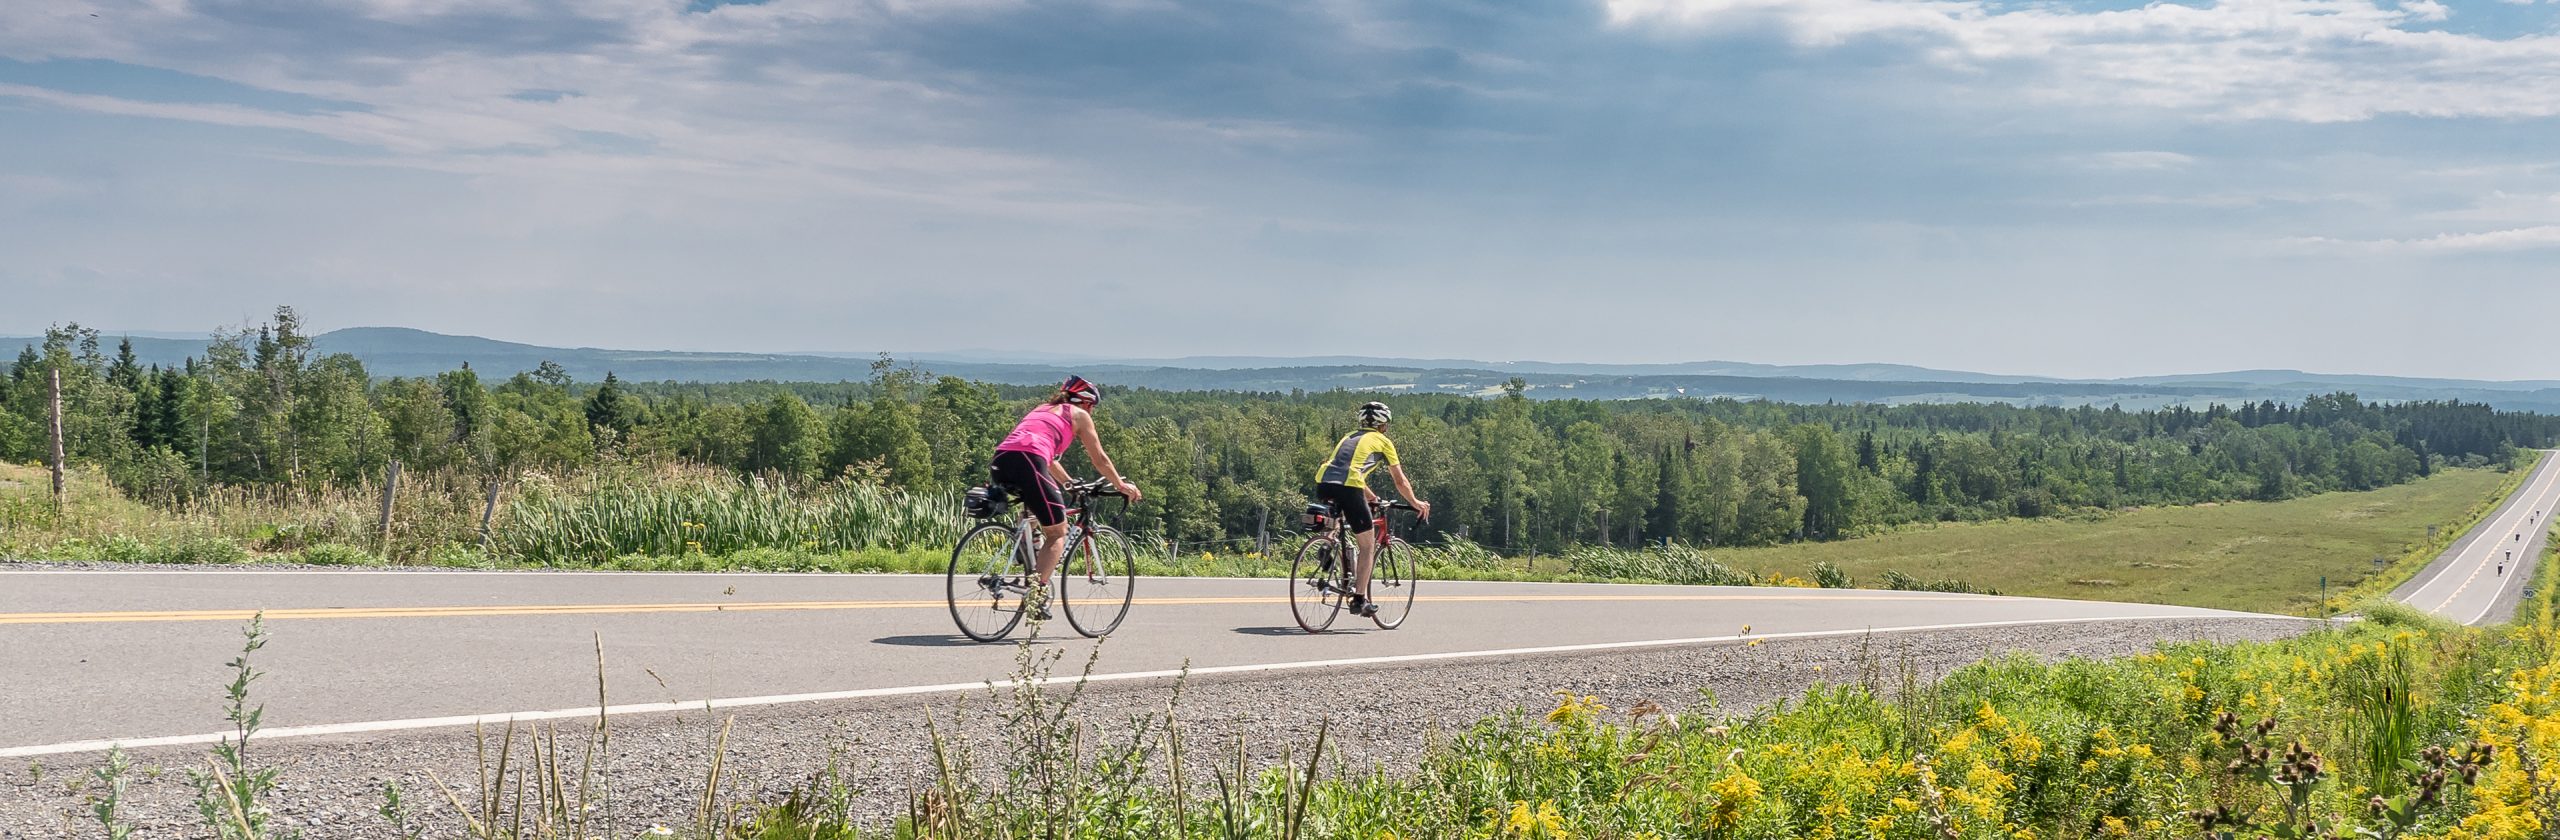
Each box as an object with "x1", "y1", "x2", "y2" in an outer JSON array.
[
  {"x1": 1289, "y1": 497, "x2": 1420, "y2": 633},
  {"x1": 947, "y1": 478, "x2": 1138, "y2": 642}
]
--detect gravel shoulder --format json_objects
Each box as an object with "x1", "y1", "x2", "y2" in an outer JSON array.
[{"x1": 0, "y1": 617, "x2": 2310, "y2": 839}]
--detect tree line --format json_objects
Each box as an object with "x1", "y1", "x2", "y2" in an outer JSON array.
[{"x1": 9, "y1": 308, "x2": 2556, "y2": 553}]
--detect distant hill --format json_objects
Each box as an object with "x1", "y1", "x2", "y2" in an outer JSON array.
[{"x1": 8, "y1": 327, "x2": 2560, "y2": 413}]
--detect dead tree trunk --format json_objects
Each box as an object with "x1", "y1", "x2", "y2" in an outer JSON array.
[
  {"x1": 48, "y1": 368, "x2": 65, "y2": 509},
  {"x1": 377, "y1": 459, "x2": 402, "y2": 553}
]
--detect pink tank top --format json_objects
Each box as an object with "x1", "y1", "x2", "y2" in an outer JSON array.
[{"x1": 996, "y1": 405, "x2": 1074, "y2": 461}]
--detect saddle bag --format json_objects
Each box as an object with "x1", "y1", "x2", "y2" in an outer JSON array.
[
  {"x1": 964, "y1": 485, "x2": 1010, "y2": 519},
  {"x1": 1301, "y1": 503, "x2": 1332, "y2": 532}
]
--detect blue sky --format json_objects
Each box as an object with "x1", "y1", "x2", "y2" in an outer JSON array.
[{"x1": 3, "y1": 0, "x2": 2558, "y2": 379}]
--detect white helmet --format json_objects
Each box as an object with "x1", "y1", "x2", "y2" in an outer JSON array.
[{"x1": 1357, "y1": 401, "x2": 1392, "y2": 428}]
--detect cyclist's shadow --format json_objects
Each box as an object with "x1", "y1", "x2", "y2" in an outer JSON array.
[
  {"x1": 1230, "y1": 626, "x2": 1370, "y2": 636},
  {"x1": 872, "y1": 634, "x2": 1065, "y2": 647}
]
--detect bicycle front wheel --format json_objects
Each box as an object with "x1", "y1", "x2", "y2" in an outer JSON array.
[
  {"x1": 947, "y1": 523, "x2": 1028, "y2": 643},
  {"x1": 1059, "y1": 526, "x2": 1137, "y2": 638},
  {"x1": 1370, "y1": 536, "x2": 1418, "y2": 630},
  {"x1": 1289, "y1": 535, "x2": 1345, "y2": 633}
]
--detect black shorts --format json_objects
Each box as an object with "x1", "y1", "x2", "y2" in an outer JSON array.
[
  {"x1": 992, "y1": 451, "x2": 1069, "y2": 527},
  {"x1": 1314, "y1": 483, "x2": 1373, "y2": 535}
]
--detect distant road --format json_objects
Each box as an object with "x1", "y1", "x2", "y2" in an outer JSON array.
[
  {"x1": 2395, "y1": 450, "x2": 2560, "y2": 625},
  {"x1": 0, "y1": 572, "x2": 2276, "y2": 756}
]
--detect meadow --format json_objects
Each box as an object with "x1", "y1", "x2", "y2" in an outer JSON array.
[{"x1": 1708, "y1": 464, "x2": 2525, "y2": 613}]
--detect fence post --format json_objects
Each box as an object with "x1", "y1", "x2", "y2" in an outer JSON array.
[
  {"x1": 377, "y1": 459, "x2": 402, "y2": 552},
  {"x1": 48, "y1": 368, "x2": 65, "y2": 510},
  {"x1": 478, "y1": 478, "x2": 504, "y2": 550},
  {"x1": 1256, "y1": 502, "x2": 1269, "y2": 556}
]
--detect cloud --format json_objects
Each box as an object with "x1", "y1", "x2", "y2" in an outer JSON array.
[
  {"x1": 1605, "y1": 0, "x2": 2560, "y2": 122},
  {"x1": 2074, "y1": 151, "x2": 2198, "y2": 171},
  {"x1": 2415, "y1": 191, "x2": 2560, "y2": 227},
  {"x1": 2279, "y1": 226, "x2": 2560, "y2": 254},
  {"x1": 6, "y1": 0, "x2": 2560, "y2": 376}
]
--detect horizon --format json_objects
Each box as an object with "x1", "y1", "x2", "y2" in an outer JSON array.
[{"x1": 8, "y1": 320, "x2": 2560, "y2": 388}]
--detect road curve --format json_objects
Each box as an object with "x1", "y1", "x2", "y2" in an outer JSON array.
[
  {"x1": 2395, "y1": 449, "x2": 2560, "y2": 625},
  {"x1": 0, "y1": 570, "x2": 2280, "y2": 756}
]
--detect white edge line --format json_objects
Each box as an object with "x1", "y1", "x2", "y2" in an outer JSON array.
[
  {"x1": 0, "y1": 612, "x2": 2305, "y2": 759},
  {"x1": 2462, "y1": 482, "x2": 2560, "y2": 626},
  {"x1": 2425, "y1": 457, "x2": 2560, "y2": 624},
  {"x1": 2408, "y1": 453, "x2": 2560, "y2": 604}
]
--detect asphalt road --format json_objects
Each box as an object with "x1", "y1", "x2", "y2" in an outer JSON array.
[
  {"x1": 0, "y1": 572, "x2": 2272, "y2": 756},
  {"x1": 2395, "y1": 449, "x2": 2560, "y2": 625}
]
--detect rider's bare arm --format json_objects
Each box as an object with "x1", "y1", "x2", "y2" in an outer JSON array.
[
  {"x1": 1070, "y1": 406, "x2": 1144, "y2": 502},
  {"x1": 1387, "y1": 464, "x2": 1430, "y2": 520}
]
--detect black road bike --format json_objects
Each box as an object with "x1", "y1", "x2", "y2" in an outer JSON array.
[
  {"x1": 1289, "y1": 497, "x2": 1419, "y2": 633},
  {"x1": 948, "y1": 479, "x2": 1137, "y2": 642}
]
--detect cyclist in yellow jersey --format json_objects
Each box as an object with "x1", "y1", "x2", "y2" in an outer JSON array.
[{"x1": 1312, "y1": 401, "x2": 1430, "y2": 617}]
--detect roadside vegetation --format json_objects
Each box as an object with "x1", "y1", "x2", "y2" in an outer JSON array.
[
  {"x1": 8, "y1": 308, "x2": 2556, "y2": 565},
  {"x1": 3, "y1": 454, "x2": 2527, "y2": 613}
]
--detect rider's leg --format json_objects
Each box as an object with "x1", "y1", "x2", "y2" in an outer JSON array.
[
  {"x1": 1352, "y1": 524, "x2": 1378, "y2": 600},
  {"x1": 1033, "y1": 521, "x2": 1070, "y2": 584}
]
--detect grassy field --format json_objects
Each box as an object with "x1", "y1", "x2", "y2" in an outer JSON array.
[{"x1": 1698, "y1": 465, "x2": 2523, "y2": 614}]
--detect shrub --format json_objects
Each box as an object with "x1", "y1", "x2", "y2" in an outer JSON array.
[
  {"x1": 1566, "y1": 542, "x2": 1755, "y2": 586},
  {"x1": 1411, "y1": 535, "x2": 1506, "y2": 571},
  {"x1": 2358, "y1": 599, "x2": 2456, "y2": 631},
  {"x1": 155, "y1": 536, "x2": 247, "y2": 565},
  {"x1": 1877, "y1": 568, "x2": 1996, "y2": 595},
  {"x1": 293, "y1": 544, "x2": 376, "y2": 566},
  {"x1": 1812, "y1": 560, "x2": 1852, "y2": 589}
]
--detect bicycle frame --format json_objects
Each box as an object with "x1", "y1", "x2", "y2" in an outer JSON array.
[
  {"x1": 1316, "y1": 499, "x2": 1410, "y2": 586},
  {"x1": 996, "y1": 483, "x2": 1125, "y2": 587}
]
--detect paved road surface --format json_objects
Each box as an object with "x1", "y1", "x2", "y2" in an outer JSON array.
[
  {"x1": 0, "y1": 572, "x2": 2272, "y2": 755},
  {"x1": 2395, "y1": 449, "x2": 2560, "y2": 625}
]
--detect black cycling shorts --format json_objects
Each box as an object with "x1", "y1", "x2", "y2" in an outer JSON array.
[
  {"x1": 992, "y1": 451, "x2": 1069, "y2": 527},
  {"x1": 1314, "y1": 482, "x2": 1373, "y2": 535}
]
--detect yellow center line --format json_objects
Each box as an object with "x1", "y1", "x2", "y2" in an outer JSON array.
[{"x1": 0, "y1": 592, "x2": 1980, "y2": 625}]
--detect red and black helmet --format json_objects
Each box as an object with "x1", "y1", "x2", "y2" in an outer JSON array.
[{"x1": 1060, "y1": 375, "x2": 1101, "y2": 406}]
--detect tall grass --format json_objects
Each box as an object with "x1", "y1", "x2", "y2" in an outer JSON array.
[
  {"x1": 497, "y1": 468, "x2": 965, "y2": 567},
  {"x1": 1561, "y1": 541, "x2": 1757, "y2": 586},
  {"x1": 1, "y1": 462, "x2": 488, "y2": 564}
]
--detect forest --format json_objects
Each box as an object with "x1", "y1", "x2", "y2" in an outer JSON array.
[{"x1": 7, "y1": 308, "x2": 2556, "y2": 555}]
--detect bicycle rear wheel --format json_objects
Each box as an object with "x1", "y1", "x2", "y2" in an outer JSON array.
[
  {"x1": 1370, "y1": 536, "x2": 1417, "y2": 630},
  {"x1": 1060, "y1": 525, "x2": 1137, "y2": 638},
  {"x1": 1290, "y1": 535, "x2": 1345, "y2": 633},
  {"x1": 947, "y1": 523, "x2": 1028, "y2": 643}
]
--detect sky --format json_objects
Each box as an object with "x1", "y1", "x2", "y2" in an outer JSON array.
[{"x1": 3, "y1": 0, "x2": 2559, "y2": 380}]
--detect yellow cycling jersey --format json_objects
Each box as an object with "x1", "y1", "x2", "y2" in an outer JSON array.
[{"x1": 1315, "y1": 430, "x2": 1399, "y2": 489}]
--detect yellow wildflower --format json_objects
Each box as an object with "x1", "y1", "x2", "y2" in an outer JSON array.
[{"x1": 1706, "y1": 772, "x2": 1762, "y2": 830}]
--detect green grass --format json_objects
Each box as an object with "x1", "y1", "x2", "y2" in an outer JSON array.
[
  {"x1": 1697, "y1": 465, "x2": 2525, "y2": 614},
  {"x1": 746, "y1": 606, "x2": 2560, "y2": 839}
]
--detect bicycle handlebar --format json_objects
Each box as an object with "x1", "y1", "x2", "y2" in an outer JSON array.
[
  {"x1": 1372, "y1": 498, "x2": 1418, "y2": 512},
  {"x1": 1067, "y1": 478, "x2": 1128, "y2": 499}
]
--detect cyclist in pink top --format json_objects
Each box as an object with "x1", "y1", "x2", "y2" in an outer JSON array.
[{"x1": 990, "y1": 376, "x2": 1143, "y2": 614}]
